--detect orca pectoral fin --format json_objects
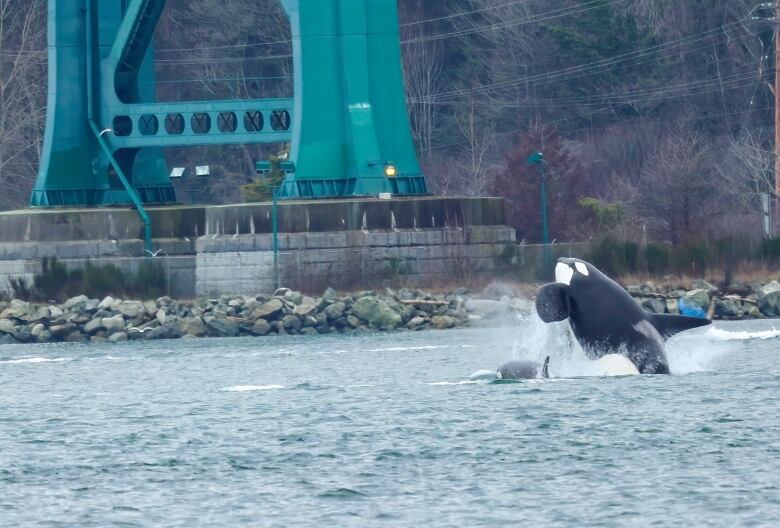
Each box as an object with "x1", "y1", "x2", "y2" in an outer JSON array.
[
  {"x1": 651, "y1": 313, "x2": 711, "y2": 340},
  {"x1": 535, "y1": 283, "x2": 569, "y2": 323}
]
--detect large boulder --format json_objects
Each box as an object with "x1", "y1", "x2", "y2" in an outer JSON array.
[
  {"x1": 83, "y1": 318, "x2": 103, "y2": 334},
  {"x1": 283, "y1": 290, "x2": 303, "y2": 305},
  {"x1": 98, "y1": 296, "x2": 115, "y2": 310},
  {"x1": 83, "y1": 299, "x2": 100, "y2": 312},
  {"x1": 322, "y1": 287, "x2": 339, "y2": 301},
  {"x1": 248, "y1": 319, "x2": 272, "y2": 336},
  {"x1": 0, "y1": 300, "x2": 32, "y2": 320},
  {"x1": 30, "y1": 323, "x2": 46, "y2": 338},
  {"x1": 758, "y1": 281, "x2": 780, "y2": 317},
  {"x1": 116, "y1": 301, "x2": 144, "y2": 319},
  {"x1": 406, "y1": 316, "x2": 428, "y2": 330},
  {"x1": 282, "y1": 314, "x2": 303, "y2": 332},
  {"x1": 144, "y1": 323, "x2": 182, "y2": 340},
  {"x1": 49, "y1": 322, "x2": 76, "y2": 339},
  {"x1": 108, "y1": 332, "x2": 128, "y2": 343},
  {"x1": 62, "y1": 295, "x2": 89, "y2": 310},
  {"x1": 101, "y1": 315, "x2": 126, "y2": 332},
  {"x1": 251, "y1": 299, "x2": 284, "y2": 320},
  {"x1": 352, "y1": 296, "x2": 401, "y2": 330},
  {"x1": 205, "y1": 317, "x2": 239, "y2": 337},
  {"x1": 178, "y1": 316, "x2": 207, "y2": 337},
  {"x1": 295, "y1": 297, "x2": 318, "y2": 317},
  {"x1": 641, "y1": 298, "x2": 666, "y2": 314},
  {"x1": 0, "y1": 319, "x2": 18, "y2": 336},
  {"x1": 715, "y1": 298, "x2": 740, "y2": 318},
  {"x1": 142, "y1": 300, "x2": 157, "y2": 315},
  {"x1": 431, "y1": 315, "x2": 456, "y2": 330},
  {"x1": 324, "y1": 302, "x2": 346, "y2": 321}
]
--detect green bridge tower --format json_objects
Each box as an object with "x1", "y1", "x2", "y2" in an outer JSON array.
[{"x1": 31, "y1": 0, "x2": 428, "y2": 208}]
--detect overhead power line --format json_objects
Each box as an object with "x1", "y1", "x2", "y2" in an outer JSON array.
[
  {"x1": 401, "y1": 0, "x2": 628, "y2": 45},
  {"x1": 413, "y1": 20, "x2": 748, "y2": 102},
  {"x1": 399, "y1": 0, "x2": 534, "y2": 27}
]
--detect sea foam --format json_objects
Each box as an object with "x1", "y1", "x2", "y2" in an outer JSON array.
[
  {"x1": 220, "y1": 384, "x2": 284, "y2": 392},
  {"x1": 706, "y1": 326, "x2": 780, "y2": 342},
  {"x1": 0, "y1": 357, "x2": 72, "y2": 365}
]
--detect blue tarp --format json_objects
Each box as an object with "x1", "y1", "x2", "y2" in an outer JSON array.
[{"x1": 678, "y1": 297, "x2": 707, "y2": 318}]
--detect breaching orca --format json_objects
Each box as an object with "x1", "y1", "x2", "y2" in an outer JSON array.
[
  {"x1": 536, "y1": 258, "x2": 711, "y2": 374},
  {"x1": 497, "y1": 356, "x2": 550, "y2": 380}
]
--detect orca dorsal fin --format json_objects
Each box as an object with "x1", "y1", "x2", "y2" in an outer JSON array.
[
  {"x1": 536, "y1": 283, "x2": 569, "y2": 323},
  {"x1": 651, "y1": 313, "x2": 711, "y2": 340}
]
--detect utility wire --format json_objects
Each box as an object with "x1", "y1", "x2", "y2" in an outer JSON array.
[
  {"x1": 424, "y1": 66, "x2": 769, "y2": 108},
  {"x1": 150, "y1": 0, "x2": 623, "y2": 55},
  {"x1": 414, "y1": 20, "x2": 747, "y2": 102},
  {"x1": 399, "y1": 0, "x2": 534, "y2": 27},
  {"x1": 401, "y1": 0, "x2": 627, "y2": 44}
]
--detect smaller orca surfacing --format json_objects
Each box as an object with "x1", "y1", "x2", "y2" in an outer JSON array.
[
  {"x1": 497, "y1": 356, "x2": 550, "y2": 380},
  {"x1": 536, "y1": 258, "x2": 711, "y2": 375}
]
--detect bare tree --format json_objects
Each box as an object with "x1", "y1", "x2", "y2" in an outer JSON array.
[
  {"x1": 719, "y1": 129, "x2": 774, "y2": 208},
  {"x1": 455, "y1": 99, "x2": 497, "y2": 196},
  {"x1": 402, "y1": 25, "x2": 443, "y2": 158},
  {"x1": 0, "y1": 0, "x2": 46, "y2": 210},
  {"x1": 634, "y1": 121, "x2": 715, "y2": 244}
]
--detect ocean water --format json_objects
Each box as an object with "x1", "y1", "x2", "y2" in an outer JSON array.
[{"x1": 1, "y1": 318, "x2": 779, "y2": 527}]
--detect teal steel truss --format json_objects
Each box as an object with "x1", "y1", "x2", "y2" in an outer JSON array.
[{"x1": 32, "y1": 0, "x2": 428, "y2": 207}]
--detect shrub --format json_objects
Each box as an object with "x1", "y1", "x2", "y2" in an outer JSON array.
[
  {"x1": 644, "y1": 243, "x2": 669, "y2": 275},
  {"x1": 588, "y1": 237, "x2": 639, "y2": 276},
  {"x1": 760, "y1": 236, "x2": 780, "y2": 263},
  {"x1": 23, "y1": 257, "x2": 166, "y2": 301}
]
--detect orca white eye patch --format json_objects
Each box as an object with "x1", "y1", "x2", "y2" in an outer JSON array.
[
  {"x1": 555, "y1": 262, "x2": 574, "y2": 286},
  {"x1": 575, "y1": 262, "x2": 589, "y2": 276}
]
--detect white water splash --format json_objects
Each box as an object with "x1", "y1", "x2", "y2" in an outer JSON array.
[
  {"x1": 428, "y1": 380, "x2": 488, "y2": 386},
  {"x1": 666, "y1": 327, "x2": 738, "y2": 375},
  {"x1": 469, "y1": 369, "x2": 498, "y2": 381},
  {"x1": 489, "y1": 315, "x2": 735, "y2": 378},
  {"x1": 504, "y1": 315, "x2": 597, "y2": 378},
  {"x1": 220, "y1": 385, "x2": 284, "y2": 392},
  {"x1": 366, "y1": 345, "x2": 479, "y2": 353},
  {"x1": 1, "y1": 357, "x2": 72, "y2": 365},
  {"x1": 705, "y1": 326, "x2": 780, "y2": 342}
]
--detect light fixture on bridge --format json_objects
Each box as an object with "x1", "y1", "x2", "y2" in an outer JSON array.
[
  {"x1": 195, "y1": 165, "x2": 210, "y2": 177},
  {"x1": 170, "y1": 167, "x2": 186, "y2": 179},
  {"x1": 384, "y1": 163, "x2": 397, "y2": 178}
]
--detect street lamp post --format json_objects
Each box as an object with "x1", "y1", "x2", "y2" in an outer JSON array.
[
  {"x1": 527, "y1": 151, "x2": 549, "y2": 245},
  {"x1": 527, "y1": 151, "x2": 551, "y2": 272},
  {"x1": 270, "y1": 185, "x2": 280, "y2": 291}
]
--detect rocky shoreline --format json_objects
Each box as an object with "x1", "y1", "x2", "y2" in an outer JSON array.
[
  {"x1": 0, "y1": 279, "x2": 777, "y2": 345},
  {"x1": 625, "y1": 279, "x2": 780, "y2": 320},
  {"x1": 0, "y1": 286, "x2": 532, "y2": 344}
]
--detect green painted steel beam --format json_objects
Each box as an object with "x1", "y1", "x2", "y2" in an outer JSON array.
[
  {"x1": 106, "y1": 99, "x2": 293, "y2": 149},
  {"x1": 277, "y1": 0, "x2": 427, "y2": 199},
  {"x1": 32, "y1": 0, "x2": 428, "y2": 210}
]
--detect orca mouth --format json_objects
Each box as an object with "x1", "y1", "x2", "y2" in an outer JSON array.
[{"x1": 555, "y1": 262, "x2": 574, "y2": 286}]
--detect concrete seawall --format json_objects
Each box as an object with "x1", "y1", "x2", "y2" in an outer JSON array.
[{"x1": 0, "y1": 197, "x2": 518, "y2": 296}]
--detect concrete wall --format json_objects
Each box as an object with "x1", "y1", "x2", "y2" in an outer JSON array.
[
  {"x1": 0, "y1": 196, "x2": 506, "y2": 242},
  {"x1": 0, "y1": 197, "x2": 528, "y2": 297}
]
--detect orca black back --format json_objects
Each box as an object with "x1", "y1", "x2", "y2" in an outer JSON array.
[{"x1": 535, "y1": 258, "x2": 711, "y2": 374}]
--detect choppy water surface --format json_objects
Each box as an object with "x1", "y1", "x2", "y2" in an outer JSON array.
[{"x1": 1, "y1": 319, "x2": 780, "y2": 527}]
